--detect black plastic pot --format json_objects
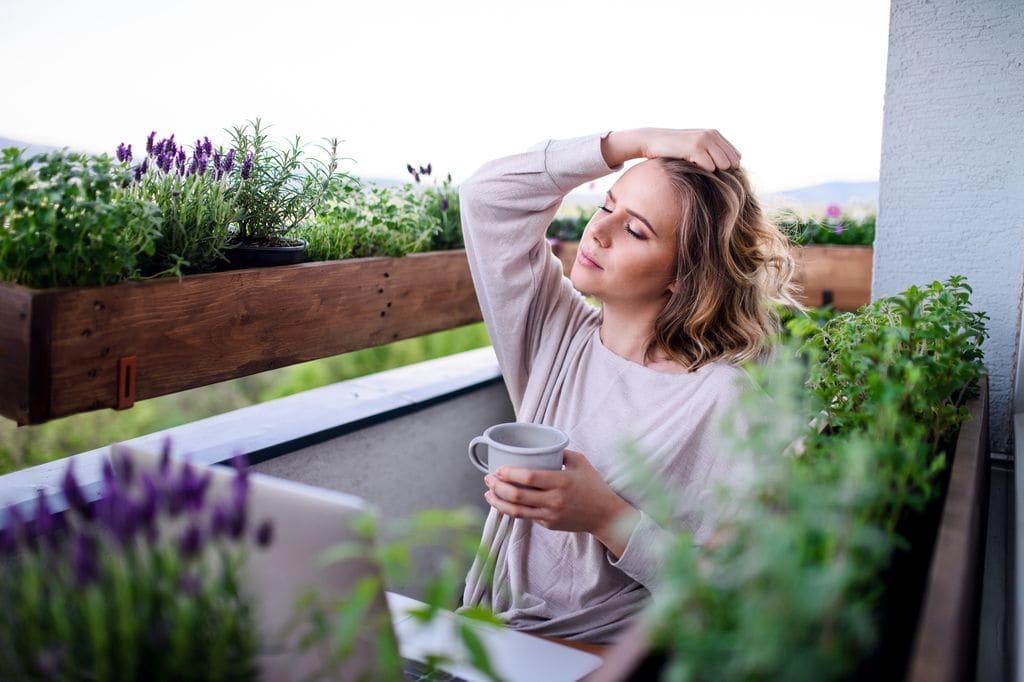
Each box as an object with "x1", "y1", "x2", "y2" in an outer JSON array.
[{"x1": 222, "y1": 238, "x2": 307, "y2": 269}]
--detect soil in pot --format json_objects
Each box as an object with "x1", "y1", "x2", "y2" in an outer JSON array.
[{"x1": 222, "y1": 237, "x2": 307, "y2": 269}]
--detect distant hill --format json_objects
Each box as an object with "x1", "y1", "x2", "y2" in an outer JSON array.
[
  {"x1": 764, "y1": 181, "x2": 879, "y2": 209},
  {"x1": 0, "y1": 137, "x2": 63, "y2": 156}
]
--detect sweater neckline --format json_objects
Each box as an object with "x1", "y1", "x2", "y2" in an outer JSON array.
[{"x1": 590, "y1": 326, "x2": 709, "y2": 378}]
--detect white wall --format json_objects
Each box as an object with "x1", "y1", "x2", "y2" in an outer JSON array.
[{"x1": 873, "y1": 0, "x2": 1024, "y2": 452}]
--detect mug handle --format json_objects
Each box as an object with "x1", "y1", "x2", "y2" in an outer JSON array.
[{"x1": 468, "y1": 437, "x2": 489, "y2": 474}]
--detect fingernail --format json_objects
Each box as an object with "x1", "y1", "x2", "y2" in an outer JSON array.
[
  {"x1": 484, "y1": 475, "x2": 494, "y2": 487},
  {"x1": 496, "y1": 467, "x2": 507, "y2": 478}
]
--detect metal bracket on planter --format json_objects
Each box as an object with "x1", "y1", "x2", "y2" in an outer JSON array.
[{"x1": 117, "y1": 356, "x2": 136, "y2": 410}]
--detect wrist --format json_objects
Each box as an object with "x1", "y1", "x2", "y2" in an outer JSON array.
[
  {"x1": 600, "y1": 129, "x2": 646, "y2": 168},
  {"x1": 594, "y1": 497, "x2": 641, "y2": 557}
]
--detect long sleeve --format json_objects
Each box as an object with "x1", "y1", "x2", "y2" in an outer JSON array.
[{"x1": 458, "y1": 132, "x2": 623, "y2": 413}]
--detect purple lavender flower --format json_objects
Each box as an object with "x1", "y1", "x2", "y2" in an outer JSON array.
[
  {"x1": 73, "y1": 532, "x2": 98, "y2": 586},
  {"x1": 212, "y1": 150, "x2": 222, "y2": 177},
  {"x1": 203, "y1": 136, "x2": 213, "y2": 156},
  {"x1": 176, "y1": 149, "x2": 186, "y2": 175},
  {"x1": 223, "y1": 149, "x2": 236, "y2": 174},
  {"x1": 179, "y1": 570, "x2": 201, "y2": 596},
  {"x1": 0, "y1": 526, "x2": 13, "y2": 555},
  {"x1": 159, "y1": 437, "x2": 172, "y2": 477},
  {"x1": 426, "y1": 163, "x2": 432, "y2": 175},
  {"x1": 826, "y1": 203, "x2": 842, "y2": 219},
  {"x1": 447, "y1": 173, "x2": 452, "y2": 184},
  {"x1": 186, "y1": 156, "x2": 198, "y2": 176},
  {"x1": 133, "y1": 163, "x2": 145, "y2": 183},
  {"x1": 166, "y1": 134, "x2": 176, "y2": 158},
  {"x1": 137, "y1": 473, "x2": 158, "y2": 530},
  {"x1": 153, "y1": 139, "x2": 165, "y2": 158},
  {"x1": 61, "y1": 461, "x2": 93, "y2": 519},
  {"x1": 33, "y1": 488, "x2": 55, "y2": 540},
  {"x1": 833, "y1": 222, "x2": 846, "y2": 235},
  {"x1": 141, "y1": 158, "x2": 149, "y2": 175},
  {"x1": 406, "y1": 163, "x2": 415, "y2": 176},
  {"x1": 5, "y1": 503, "x2": 27, "y2": 546},
  {"x1": 158, "y1": 152, "x2": 173, "y2": 174},
  {"x1": 241, "y1": 152, "x2": 253, "y2": 180},
  {"x1": 116, "y1": 143, "x2": 129, "y2": 163},
  {"x1": 146, "y1": 131, "x2": 156, "y2": 155},
  {"x1": 440, "y1": 196, "x2": 449, "y2": 211},
  {"x1": 196, "y1": 153, "x2": 208, "y2": 176},
  {"x1": 419, "y1": 165, "x2": 428, "y2": 176},
  {"x1": 113, "y1": 450, "x2": 134, "y2": 486},
  {"x1": 177, "y1": 521, "x2": 202, "y2": 559},
  {"x1": 211, "y1": 503, "x2": 229, "y2": 539},
  {"x1": 255, "y1": 519, "x2": 274, "y2": 548}
]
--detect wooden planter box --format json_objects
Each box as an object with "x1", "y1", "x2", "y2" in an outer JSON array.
[
  {"x1": 0, "y1": 240, "x2": 872, "y2": 426},
  {"x1": 591, "y1": 377, "x2": 990, "y2": 680},
  {"x1": 0, "y1": 251, "x2": 482, "y2": 426},
  {"x1": 555, "y1": 241, "x2": 873, "y2": 312}
]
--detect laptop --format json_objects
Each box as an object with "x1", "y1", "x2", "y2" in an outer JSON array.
[{"x1": 120, "y1": 445, "x2": 603, "y2": 682}]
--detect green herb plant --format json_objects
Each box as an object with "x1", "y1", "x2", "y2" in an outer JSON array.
[
  {"x1": 296, "y1": 180, "x2": 440, "y2": 261},
  {"x1": 0, "y1": 148, "x2": 161, "y2": 288},
  {"x1": 227, "y1": 119, "x2": 351, "y2": 247},
  {"x1": 287, "y1": 505, "x2": 502, "y2": 681},
  {"x1": 772, "y1": 207, "x2": 875, "y2": 247},
  {"x1": 622, "y1": 276, "x2": 986, "y2": 681}
]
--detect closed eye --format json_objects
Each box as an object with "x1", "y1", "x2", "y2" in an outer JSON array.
[{"x1": 599, "y1": 205, "x2": 647, "y2": 240}]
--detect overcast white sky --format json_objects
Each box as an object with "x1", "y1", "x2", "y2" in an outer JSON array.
[{"x1": 0, "y1": 0, "x2": 890, "y2": 194}]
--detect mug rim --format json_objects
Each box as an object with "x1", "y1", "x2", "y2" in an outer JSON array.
[{"x1": 483, "y1": 422, "x2": 569, "y2": 454}]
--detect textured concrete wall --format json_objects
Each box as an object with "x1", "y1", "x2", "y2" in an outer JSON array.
[{"x1": 874, "y1": 0, "x2": 1024, "y2": 452}]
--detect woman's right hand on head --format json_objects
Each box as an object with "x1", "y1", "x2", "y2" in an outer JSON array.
[{"x1": 638, "y1": 128, "x2": 742, "y2": 173}]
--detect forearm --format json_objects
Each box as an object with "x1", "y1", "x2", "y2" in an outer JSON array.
[{"x1": 600, "y1": 129, "x2": 648, "y2": 168}]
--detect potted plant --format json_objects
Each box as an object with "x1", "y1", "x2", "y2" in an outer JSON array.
[
  {"x1": 0, "y1": 445, "x2": 274, "y2": 680},
  {"x1": 223, "y1": 119, "x2": 351, "y2": 268}
]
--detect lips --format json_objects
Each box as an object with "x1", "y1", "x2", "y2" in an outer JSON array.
[{"x1": 576, "y1": 248, "x2": 603, "y2": 270}]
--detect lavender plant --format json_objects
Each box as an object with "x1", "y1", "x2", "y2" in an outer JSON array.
[
  {"x1": 0, "y1": 443, "x2": 274, "y2": 680},
  {"x1": 116, "y1": 132, "x2": 241, "y2": 278},
  {"x1": 226, "y1": 119, "x2": 350, "y2": 246},
  {"x1": 0, "y1": 148, "x2": 161, "y2": 288}
]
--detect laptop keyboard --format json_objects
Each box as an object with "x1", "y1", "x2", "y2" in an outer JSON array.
[{"x1": 401, "y1": 658, "x2": 469, "y2": 681}]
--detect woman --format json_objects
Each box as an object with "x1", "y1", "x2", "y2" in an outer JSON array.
[{"x1": 458, "y1": 128, "x2": 797, "y2": 644}]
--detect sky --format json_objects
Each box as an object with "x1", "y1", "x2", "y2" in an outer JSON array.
[{"x1": 0, "y1": 0, "x2": 890, "y2": 195}]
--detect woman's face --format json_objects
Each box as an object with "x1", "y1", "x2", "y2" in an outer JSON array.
[{"x1": 570, "y1": 160, "x2": 681, "y2": 308}]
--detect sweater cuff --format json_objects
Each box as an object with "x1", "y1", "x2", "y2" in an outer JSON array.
[
  {"x1": 543, "y1": 131, "x2": 625, "y2": 195},
  {"x1": 606, "y1": 509, "x2": 671, "y2": 590}
]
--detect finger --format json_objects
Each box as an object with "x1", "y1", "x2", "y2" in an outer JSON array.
[
  {"x1": 706, "y1": 144, "x2": 732, "y2": 171},
  {"x1": 693, "y1": 149, "x2": 716, "y2": 173},
  {"x1": 718, "y1": 135, "x2": 742, "y2": 166},
  {"x1": 495, "y1": 466, "x2": 560, "y2": 489},
  {"x1": 484, "y1": 490, "x2": 546, "y2": 521},
  {"x1": 489, "y1": 478, "x2": 548, "y2": 508}
]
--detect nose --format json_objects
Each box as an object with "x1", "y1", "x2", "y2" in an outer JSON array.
[{"x1": 588, "y1": 213, "x2": 611, "y2": 248}]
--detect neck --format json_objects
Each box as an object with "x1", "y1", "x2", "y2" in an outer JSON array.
[{"x1": 598, "y1": 299, "x2": 667, "y2": 366}]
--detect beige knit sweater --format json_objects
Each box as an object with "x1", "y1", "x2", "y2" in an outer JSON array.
[{"x1": 458, "y1": 131, "x2": 751, "y2": 644}]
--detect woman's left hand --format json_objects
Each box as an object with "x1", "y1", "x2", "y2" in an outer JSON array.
[{"x1": 483, "y1": 450, "x2": 640, "y2": 555}]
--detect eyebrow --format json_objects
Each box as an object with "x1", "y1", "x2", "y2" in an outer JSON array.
[{"x1": 607, "y1": 190, "x2": 659, "y2": 237}]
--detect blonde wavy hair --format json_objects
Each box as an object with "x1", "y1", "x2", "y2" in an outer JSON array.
[{"x1": 647, "y1": 158, "x2": 802, "y2": 370}]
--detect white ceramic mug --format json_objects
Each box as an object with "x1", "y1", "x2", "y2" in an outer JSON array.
[{"x1": 468, "y1": 422, "x2": 568, "y2": 474}]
